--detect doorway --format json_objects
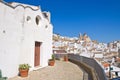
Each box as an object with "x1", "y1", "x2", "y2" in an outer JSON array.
[{"x1": 34, "y1": 42, "x2": 41, "y2": 67}]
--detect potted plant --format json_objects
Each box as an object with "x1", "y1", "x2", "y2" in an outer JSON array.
[
  {"x1": 64, "y1": 55, "x2": 68, "y2": 61},
  {"x1": 18, "y1": 64, "x2": 31, "y2": 77},
  {"x1": 48, "y1": 54, "x2": 55, "y2": 66}
]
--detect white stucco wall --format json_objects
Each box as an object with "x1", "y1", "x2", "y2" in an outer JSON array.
[
  {"x1": 94, "y1": 54, "x2": 103, "y2": 58},
  {"x1": 0, "y1": 1, "x2": 53, "y2": 78}
]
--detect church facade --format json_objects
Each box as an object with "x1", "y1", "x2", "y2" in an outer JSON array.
[{"x1": 0, "y1": 1, "x2": 53, "y2": 78}]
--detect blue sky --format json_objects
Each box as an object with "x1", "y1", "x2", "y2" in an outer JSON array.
[{"x1": 4, "y1": 0, "x2": 120, "y2": 43}]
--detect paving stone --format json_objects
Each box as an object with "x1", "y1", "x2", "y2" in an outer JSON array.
[{"x1": 8, "y1": 60, "x2": 83, "y2": 80}]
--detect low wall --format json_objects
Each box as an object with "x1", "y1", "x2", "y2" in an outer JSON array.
[{"x1": 69, "y1": 58, "x2": 98, "y2": 80}]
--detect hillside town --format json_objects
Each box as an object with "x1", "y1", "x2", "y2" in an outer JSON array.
[
  {"x1": 53, "y1": 33, "x2": 120, "y2": 78},
  {"x1": 53, "y1": 33, "x2": 120, "y2": 56}
]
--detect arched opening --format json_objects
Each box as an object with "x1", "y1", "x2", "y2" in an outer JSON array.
[
  {"x1": 36, "y1": 15, "x2": 41, "y2": 25},
  {"x1": 26, "y1": 16, "x2": 31, "y2": 22}
]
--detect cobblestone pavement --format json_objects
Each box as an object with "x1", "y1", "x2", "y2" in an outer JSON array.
[{"x1": 8, "y1": 60, "x2": 83, "y2": 80}]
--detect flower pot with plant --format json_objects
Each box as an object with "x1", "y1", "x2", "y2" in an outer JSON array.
[
  {"x1": 48, "y1": 54, "x2": 55, "y2": 66},
  {"x1": 19, "y1": 64, "x2": 31, "y2": 77}
]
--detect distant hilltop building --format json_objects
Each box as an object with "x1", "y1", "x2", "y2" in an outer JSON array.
[
  {"x1": 78, "y1": 33, "x2": 91, "y2": 43},
  {"x1": 53, "y1": 33, "x2": 91, "y2": 43},
  {"x1": 0, "y1": 1, "x2": 53, "y2": 78}
]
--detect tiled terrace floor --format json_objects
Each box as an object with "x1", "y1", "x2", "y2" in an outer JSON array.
[{"x1": 8, "y1": 60, "x2": 83, "y2": 80}]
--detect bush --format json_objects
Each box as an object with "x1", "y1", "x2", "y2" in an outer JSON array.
[{"x1": 19, "y1": 64, "x2": 31, "y2": 70}]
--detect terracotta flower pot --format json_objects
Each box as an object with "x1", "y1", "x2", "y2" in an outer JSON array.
[
  {"x1": 19, "y1": 69, "x2": 29, "y2": 77},
  {"x1": 49, "y1": 60, "x2": 55, "y2": 66},
  {"x1": 64, "y1": 56, "x2": 68, "y2": 61}
]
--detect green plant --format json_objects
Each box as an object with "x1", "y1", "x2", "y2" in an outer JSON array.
[
  {"x1": 51, "y1": 54, "x2": 55, "y2": 60},
  {"x1": 0, "y1": 69, "x2": 7, "y2": 80},
  {"x1": 19, "y1": 64, "x2": 31, "y2": 70},
  {"x1": 48, "y1": 54, "x2": 55, "y2": 66},
  {"x1": 48, "y1": 54, "x2": 55, "y2": 62}
]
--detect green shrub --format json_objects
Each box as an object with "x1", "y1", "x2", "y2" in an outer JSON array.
[{"x1": 19, "y1": 64, "x2": 31, "y2": 70}]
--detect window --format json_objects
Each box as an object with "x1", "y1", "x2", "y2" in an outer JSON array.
[
  {"x1": 26, "y1": 16, "x2": 31, "y2": 22},
  {"x1": 45, "y1": 25, "x2": 48, "y2": 28},
  {"x1": 36, "y1": 15, "x2": 41, "y2": 25}
]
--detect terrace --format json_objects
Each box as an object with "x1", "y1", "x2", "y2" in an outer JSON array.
[{"x1": 8, "y1": 60, "x2": 83, "y2": 80}]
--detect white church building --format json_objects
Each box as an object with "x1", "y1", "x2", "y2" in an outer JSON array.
[{"x1": 0, "y1": 1, "x2": 53, "y2": 78}]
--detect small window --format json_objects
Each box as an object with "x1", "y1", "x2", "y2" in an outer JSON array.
[
  {"x1": 3, "y1": 30, "x2": 5, "y2": 33},
  {"x1": 26, "y1": 16, "x2": 31, "y2": 22},
  {"x1": 36, "y1": 15, "x2": 41, "y2": 25},
  {"x1": 45, "y1": 25, "x2": 48, "y2": 28}
]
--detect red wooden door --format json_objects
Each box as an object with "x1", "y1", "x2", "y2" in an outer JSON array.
[{"x1": 34, "y1": 42, "x2": 41, "y2": 67}]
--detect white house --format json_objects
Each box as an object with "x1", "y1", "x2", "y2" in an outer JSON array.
[{"x1": 0, "y1": 1, "x2": 53, "y2": 78}]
